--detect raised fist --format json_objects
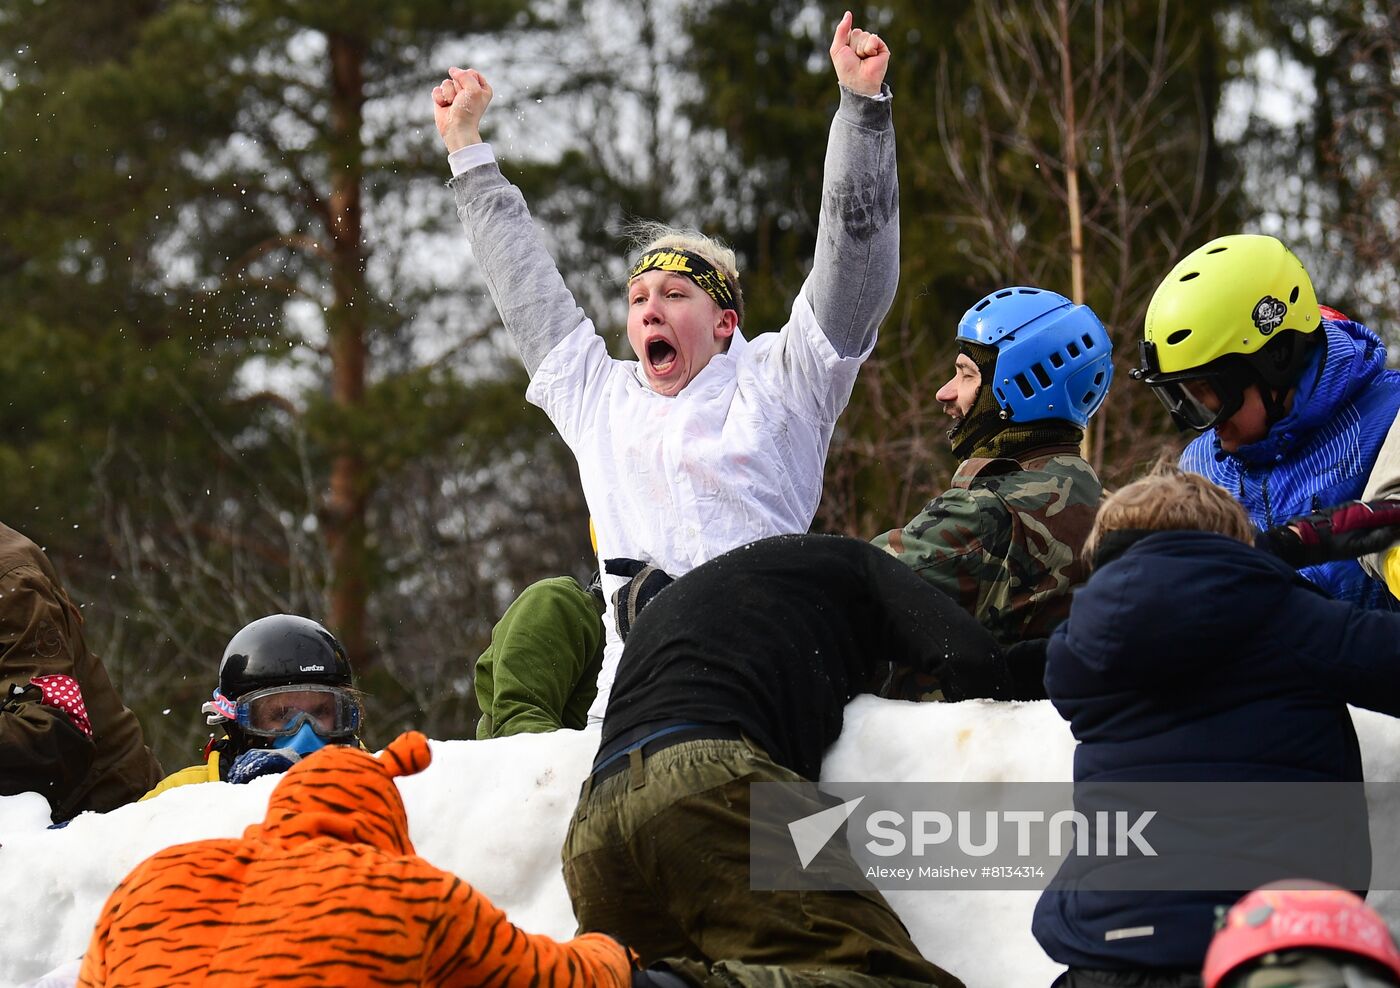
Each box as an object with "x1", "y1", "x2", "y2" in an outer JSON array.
[
  {"x1": 829, "y1": 11, "x2": 890, "y2": 97},
  {"x1": 432, "y1": 66, "x2": 494, "y2": 153}
]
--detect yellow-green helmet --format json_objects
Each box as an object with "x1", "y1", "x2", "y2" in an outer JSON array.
[{"x1": 1136, "y1": 234, "x2": 1324, "y2": 432}]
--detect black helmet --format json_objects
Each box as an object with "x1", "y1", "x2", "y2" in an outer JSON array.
[
  {"x1": 202, "y1": 615, "x2": 357, "y2": 758},
  {"x1": 211, "y1": 614, "x2": 352, "y2": 709}
]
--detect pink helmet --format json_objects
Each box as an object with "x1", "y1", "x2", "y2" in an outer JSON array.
[{"x1": 1203, "y1": 882, "x2": 1400, "y2": 988}]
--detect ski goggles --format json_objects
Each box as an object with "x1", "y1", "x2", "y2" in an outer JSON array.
[
  {"x1": 1134, "y1": 340, "x2": 1247, "y2": 433},
  {"x1": 206, "y1": 684, "x2": 362, "y2": 740}
]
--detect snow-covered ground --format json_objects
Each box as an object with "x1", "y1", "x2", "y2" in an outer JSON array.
[{"x1": 6, "y1": 697, "x2": 1400, "y2": 987}]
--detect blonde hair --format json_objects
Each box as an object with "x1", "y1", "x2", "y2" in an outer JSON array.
[
  {"x1": 1084, "y1": 462, "x2": 1254, "y2": 563},
  {"x1": 624, "y1": 220, "x2": 745, "y2": 327}
]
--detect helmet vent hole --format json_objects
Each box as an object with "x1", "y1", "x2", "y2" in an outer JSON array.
[
  {"x1": 1013, "y1": 373, "x2": 1035, "y2": 399},
  {"x1": 974, "y1": 299, "x2": 991, "y2": 311},
  {"x1": 996, "y1": 290, "x2": 1014, "y2": 299},
  {"x1": 1066, "y1": 341, "x2": 1081, "y2": 358},
  {"x1": 1289, "y1": 286, "x2": 1300, "y2": 304},
  {"x1": 1048, "y1": 352, "x2": 1064, "y2": 368},
  {"x1": 1081, "y1": 334, "x2": 1095, "y2": 349},
  {"x1": 1166, "y1": 329, "x2": 1192, "y2": 345},
  {"x1": 1018, "y1": 288, "x2": 1039, "y2": 294},
  {"x1": 1093, "y1": 371, "x2": 1105, "y2": 385},
  {"x1": 1031, "y1": 363, "x2": 1053, "y2": 388},
  {"x1": 1206, "y1": 247, "x2": 1228, "y2": 254},
  {"x1": 1179, "y1": 272, "x2": 1200, "y2": 282},
  {"x1": 1082, "y1": 391, "x2": 1096, "y2": 405}
]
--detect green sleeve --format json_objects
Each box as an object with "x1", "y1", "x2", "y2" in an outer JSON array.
[
  {"x1": 870, "y1": 487, "x2": 1012, "y2": 619},
  {"x1": 474, "y1": 576, "x2": 606, "y2": 739}
]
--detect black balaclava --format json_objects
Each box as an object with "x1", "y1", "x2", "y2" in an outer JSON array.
[{"x1": 948, "y1": 341, "x2": 1083, "y2": 461}]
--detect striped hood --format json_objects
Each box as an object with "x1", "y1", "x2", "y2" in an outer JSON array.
[{"x1": 250, "y1": 730, "x2": 430, "y2": 856}]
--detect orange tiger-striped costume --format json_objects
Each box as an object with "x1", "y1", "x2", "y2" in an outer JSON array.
[{"x1": 78, "y1": 730, "x2": 635, "y2": 987}]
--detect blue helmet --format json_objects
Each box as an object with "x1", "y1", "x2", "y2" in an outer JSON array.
[{"x1": 957, "y1": 286, "x2": 1113, "y2": 428}]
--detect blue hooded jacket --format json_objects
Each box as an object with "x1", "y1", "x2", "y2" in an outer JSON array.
[
  {"x1": 1032, "y1": 531, "x2": 1400, "y2": 971},
  {"x1": 1180, "y1": 319, "x2": 1400, "y2": 610}
]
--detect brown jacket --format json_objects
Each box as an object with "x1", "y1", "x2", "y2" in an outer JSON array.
[{"x1": 0, "y1": 522, "x2": 161, "y2": 819}]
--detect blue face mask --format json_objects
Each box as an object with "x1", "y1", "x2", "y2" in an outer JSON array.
[{"x1": 272, "y1": 721, "x2": 329, "y2": 757}]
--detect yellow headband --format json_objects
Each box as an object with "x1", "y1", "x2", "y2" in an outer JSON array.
[{"x1": 628, "y1": 248, "x2": 737, "y2": 313}]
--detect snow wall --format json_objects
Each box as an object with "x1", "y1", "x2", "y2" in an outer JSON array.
[{"x1": 5, "y1": 697, "x2": 1400, "y2": 987}]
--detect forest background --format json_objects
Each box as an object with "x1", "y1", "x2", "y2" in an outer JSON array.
[{"x1": 0, "y1": 0, "x2": 1394, "y2": 767}]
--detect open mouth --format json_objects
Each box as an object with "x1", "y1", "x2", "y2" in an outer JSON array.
[{"x1": 646, "y1": 338, "x2": 678, "y2": 375}]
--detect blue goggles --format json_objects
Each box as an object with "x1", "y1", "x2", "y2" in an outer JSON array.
[{"x1": 205, "y1": 684, "x2": 362, "y2": 741}]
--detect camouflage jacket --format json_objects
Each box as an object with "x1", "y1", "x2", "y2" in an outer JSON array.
[{"x1": 872, "y1": 444, "x2": 1102, "y2": 646}]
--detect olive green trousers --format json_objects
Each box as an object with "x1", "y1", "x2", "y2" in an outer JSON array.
[{"x1": 562, "y1": 737, "x2": 964, "y2": 988}]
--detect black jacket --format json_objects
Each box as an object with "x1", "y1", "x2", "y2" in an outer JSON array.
[{"x1": 603, "y1": 534, "x2": 1009, "y2": 779}]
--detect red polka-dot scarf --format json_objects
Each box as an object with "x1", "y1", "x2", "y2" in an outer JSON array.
[{"x1": 31, "y1": 674, "x2": 93, "y2": 738}]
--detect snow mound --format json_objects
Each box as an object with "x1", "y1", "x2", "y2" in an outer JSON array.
[{"x1": 5, "y1": 699, "x2": 1400, "y2": 987}]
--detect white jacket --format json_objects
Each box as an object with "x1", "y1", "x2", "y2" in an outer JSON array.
[
  {"x1": 450, "y1": 84, "x2": 899, "y2": 721},
  {"x1": 527, "y1": 290, "x2": 869, "y2": 718}
]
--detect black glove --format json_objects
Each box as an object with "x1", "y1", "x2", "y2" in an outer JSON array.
[
  {"x1": 604, "y1": 558, "x2": 674, "y2": 640},
  {"x1": 1257, "y1": 498, "x2": 1400, "y2": 568},
  {"x1": 1002, "y1": 638, "x2": 1050, "y2": 701},
  {"x1": 1, "y1": 681, "x2": 42, "y2": 714},
  {"x1": 584, "y1": 569, "x2": 604, "y2": 607}
]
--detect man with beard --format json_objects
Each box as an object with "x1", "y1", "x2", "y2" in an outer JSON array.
[{"x1": 871, "y1": 286, "x2": 1112, "y2": 697}]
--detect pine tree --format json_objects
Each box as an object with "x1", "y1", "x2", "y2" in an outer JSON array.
[{"x1": 0, "y1": 0, "x2": 597, "y2": 758}]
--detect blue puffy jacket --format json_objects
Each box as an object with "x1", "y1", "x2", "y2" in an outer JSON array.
[
  {"x1": 1180, "y1": 319, "x2": 1400, "y2": 610},
  {"x1": 1032, "y1": 530, "x2": 1400, "y2": 971}
]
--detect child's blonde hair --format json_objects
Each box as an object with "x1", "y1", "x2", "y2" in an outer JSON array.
[{"x1": 1084, "y1": 462, "x2": 1254, "y2": 564}]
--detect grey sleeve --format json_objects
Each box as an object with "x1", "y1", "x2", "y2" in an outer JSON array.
[
  {"x1": 449, "y1": 164, "x2": 588, "y2": 376},
  {"x1": 804, "y1": 84, "x2": 899, "y2": 358}
]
